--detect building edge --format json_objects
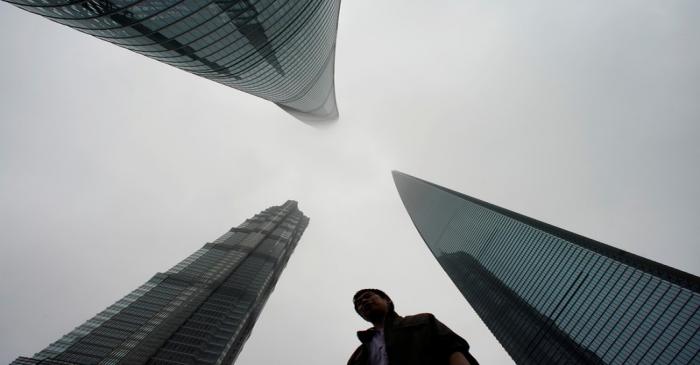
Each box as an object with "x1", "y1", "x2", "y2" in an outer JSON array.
[{"x1": 391, "y1": 170, "x2": 700, "y2": 292}]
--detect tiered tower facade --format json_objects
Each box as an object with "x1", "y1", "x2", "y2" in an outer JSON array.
[{"x1": 12, "y1": 200, "x2": 309, "y2": 365}]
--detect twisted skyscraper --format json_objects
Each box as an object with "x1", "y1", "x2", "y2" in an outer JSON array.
[
  {"x1": 4, "y1": 0, "x2": 341, "y2": 122},
  {"x1": 12, "y1": 200, "x2": 309, "y2": 365}
]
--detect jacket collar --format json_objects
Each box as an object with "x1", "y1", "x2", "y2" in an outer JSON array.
[{"x1": 356, "y1": 312, "x2": 402, "y2": 343}]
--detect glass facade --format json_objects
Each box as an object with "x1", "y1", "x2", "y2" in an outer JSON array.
[
  {"x1": 12, "y1": 200, "x2": 309, "y2": 365},
  {"x1": 3, "y1": 0, "x2": 341, "y2": 122},
  {"x1": 393, "y1": 171, "x2": 700, "y2": 365}
]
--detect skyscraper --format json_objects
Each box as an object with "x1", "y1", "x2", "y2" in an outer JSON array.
[
  {"x1": 3, "y1": 0, "x2": 341, "y2": 122},
  {"x1": 393, "y1": 171, "x2": 700, "y2": 365},
  {"x1": 12, "y1": 200, "x2": 309, "y2": 365}
]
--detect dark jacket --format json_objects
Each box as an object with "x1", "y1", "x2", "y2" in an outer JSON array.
[{"x1": 348, "y1": 312, "x2": 479, "y2": 365}]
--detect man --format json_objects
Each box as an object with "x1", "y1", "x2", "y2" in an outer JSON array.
[{"x1": 348, "y1": 289, "x2": 478, "y2": 365}]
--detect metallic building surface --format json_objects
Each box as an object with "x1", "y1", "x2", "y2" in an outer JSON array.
[
  {"x1": 392, "y1": 171, "x2": 700, "y2": 365},
  {"x1": 12, "y1": 200, "x2": 309, "y2": 365},
  {"x1": 3, "y1": 0, "x2": 341, "y2": 122}
]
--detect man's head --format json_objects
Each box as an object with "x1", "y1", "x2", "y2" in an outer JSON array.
[{"x1": 353, "y1": 288, "x2": 394, "y2": 323}]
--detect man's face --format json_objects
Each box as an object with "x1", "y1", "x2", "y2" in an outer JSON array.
[{"x1": 354, "y1": 291, "x2": 390, "y2": 321}]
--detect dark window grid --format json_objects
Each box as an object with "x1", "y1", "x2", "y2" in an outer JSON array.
[
  {"x1": 184, "y1": 260, "x2": 228, "y2": 273},
  {"x1": 205, "y1": 292, "x2": 250, "y2": 305},
  {"x1": 591, "y1": 270, "x2": 650, "y2": 358},
  {"x1": 109, "y1": 314, "x2": 151, "y2": 327},
  {"x1": 126, "y1": 3, "x2": 205, "y2": 38},
  {"x1": 531, "y1": 336, "x2": 567, "y2": 365},
  {"x1": 604, "y1": 278, "x2": 667, "y2": 363},
  {"x1": 576, "y1": 264, "x2": 637, "y2": 348},
  {"x1": 200, "y1": 300, "x2": 246, "y2": 312},
  {"x1": 154, "y1": 282, "x2": 190, "y2": 291},
  {"x1": 459, "y1": 261, "x2": 539, "y2": 362},
  {"x1": 54, "y1": 352, "x2": 101, "y2": 364},
  {"x1": 79, "y1": 333, "x2": 125, "y2": 347},
  {"x1": 175, "y1": 328, "x2": 210, "y2": 339},
  {"x1": 168, "y1": 334, "x2": 208, "y2": 347},
  {"x1": 611, "y1": 283, "x2": 676, "y2": 364},
  {"x1": 502, "y1": 226, "x2": 559, "y2": 295},
  {"x1": 189, "y1": 0, "x2": 325, "y2": 79},
  {"x1": 101, "y1": 320, "x2": 140, "y2": 332},
  {"x1": 665, "y1": 322, "x2": 700, "y2": 364},
  {"x1": 526, "y1": 270, "x2": 587, "y2": 364},
  {"x1": 127, "y1": 300, "x2": 165, "y2": 313},
  {"x1": 583, "y1": 266, "x2": 641, "y2": 351},
  {"x1": 658, "y1": 313, "x2": 700, "y2": 351},
  {"x1": 595, "y1": 272, "x2": 655, "y2": 360},
  {"x1": 622, "y1": 288, "x2": 685, "y2": 364},
  {"x1": 138, "y1": 291, "x2": 179, "y2": 303},
  {"x1": 181, "y1": 323, "x2": 214, "y2": 333},
  {"x1": 89, "y1": 327, "x2": 132, "y2": 341},
  {"x1": 442, "y1": 204, "x2": 487, "y2": 255},
  {"x1": 235, "y1": 9, "x2": 335, "y2": 96},
  {"x1": 634, "y1": 291, "x2": 695, "y2": 363},
  {"x1": 686, "y1": 348, "x2": 700, "y2": 365},
  {"x1": 7, "y1": 0, "x2": 87, "y2": 9},
  {"x1": 513, "y1": 234, "x2": 568, "y2": 309},
  {"x1": 472, "y1": 215, "x2": 506, "y2": 267},
  {"x1": 47, "y1": 4, "x2": 188, "y2": 38},
  {"x1": 190, "y1": 251, "x2": 227, "y2": 263},
  {"x1": 496, "y1": 227, "x2": 550, "y2": 296},
  {"x1": 647, "y1": 299, "x2": 698, "y2": 342},
  {"x1": 196, "y1": 307, "x2": 229, "y2": 318},
  {"x1": 119, "y1": 305, "x2": 158, "y2": 318},
  {"x1": 108, "y1": 311, "x2": 151, "y2": 326},
  {"x1": 516, "y1": 239, "x2": 577, "y2": 319},
  {"x1": 140, "y1": 280, "x2": 180, "y2": 298},
  {"x1": 28, "y1": 3, "x2": 83, "y2": 18},
  {"x1": 190, "y1": 304, "x2": 244, "y2": 322},
  {"x1": 68, "y1": 338, "x2": 115, "y2": 353},
  {"x1": 148, "y1": 25, "x2": 250, "y2": 64},
  {"x1": 651, "y1": 304, "x2": 700, "y2": 364},
  {"x1": 23, "y1": 0, "x2": 166, "y2": 32},
  {"x1": 211, "y1": 20, "x2": 333, "y2": 98},
  {"x1": 486, "y1": 219, "x2": 533, "y2": 287},
  {"x1": 56, "y1": 0, "x2": 174, "y2": 23},
  {"x1": 178, "y1": 261, "x2": 223, "y2": 275},
  {"x1": 61, "y1": 343, "x2": 112, "y2": 358},
  {"x1": 545, "y1": 249, "x2": 599, "y2": 336},
  {"x1": 188, "y1": 315, "x2": 220, "y2": 325},
  {"x1": 85, "y1": 1, "x2": 197, "y2": 32},
  {"x1": 439, "y1": 207, "x2": 475, "y2": 253},
  {"x1": 530, "y1": 244, "x2": 587, "y2": 319},
  {"x1": 556, "y1": 254, "x2": 609, "y2": 334},
  {"x1": 155, "y1": 350, "x2": 197, "y2": 364},
  {"x1": 153, "y1": 346, "x2": 197, "y2": 360},
  {"x1": 447, "y1": 206, "x2": 480, "y2": 249},
  {"x1": 566, "y1": 260, "x2": 626, "y2": 342},
  {"x1": 430, "y1": 209, "x2": 470, "y2": 256},
  {"x1": 480, "y1": 215, "x2": 522, "y2": 279}
]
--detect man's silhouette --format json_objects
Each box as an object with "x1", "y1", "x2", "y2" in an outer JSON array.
[{"x1": 348, "y1": 289, "x2": 479, "y2": 365}]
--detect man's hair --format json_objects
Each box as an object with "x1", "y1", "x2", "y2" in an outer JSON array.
[{"x1": 353, "y1": 288, "x2": 395, "y2": 313}]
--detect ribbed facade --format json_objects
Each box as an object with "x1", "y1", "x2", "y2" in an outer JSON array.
[
  {"x1": 3, "y1": 0, "x2": 341, "y2": 122},
  {"x1": 393, "y1": 171, "x2": 700, "y2": 365},
  {"x1": 12, "y1": 200, "x2": 309, "y2": 365}
]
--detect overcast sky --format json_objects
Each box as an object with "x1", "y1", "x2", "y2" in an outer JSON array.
[{"x1": 1, "y1": 0, "x2": 699, "y2": 364}]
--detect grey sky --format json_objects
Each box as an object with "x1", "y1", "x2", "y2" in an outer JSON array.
[{"x1": 1, "y1": 0, "x2": 699, "y2": 364}]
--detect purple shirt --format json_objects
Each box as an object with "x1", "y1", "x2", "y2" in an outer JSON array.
[{"x1": 368, "y1": 329, "x2": 389, "y2": 365}]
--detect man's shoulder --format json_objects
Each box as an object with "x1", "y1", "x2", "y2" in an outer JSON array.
[
  {"x1": 347, "y1": 344, "x2": 365, "y2": 365},
  {"x1": 394, "y1": 312, "x2": 436, "y2": 327}
]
